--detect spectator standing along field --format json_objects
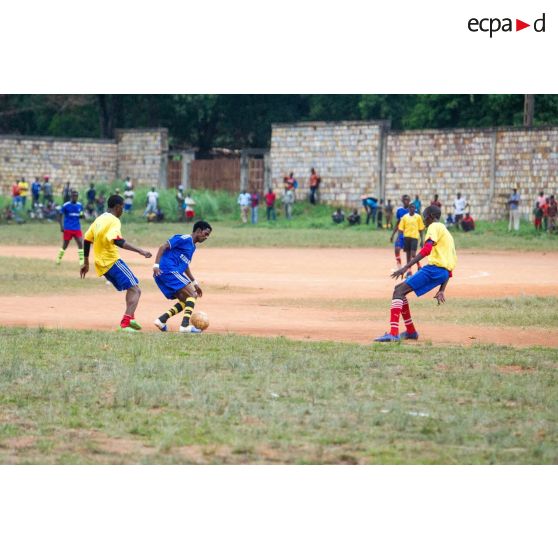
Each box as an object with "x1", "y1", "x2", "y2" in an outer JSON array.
[
  {"x1": 282, "y1": 187, "x2": 294, "y2": 220},
  {"x1": 250, "y1": 189, "x2": 259, "y2": 224},
  {"x1": 18, "y1": 177, "x2": 29, "y2": 208},
  {"x1": 144, "y1": 187, "x2": 159, "y2": 216},
  {"x1": 309, "y1": 168, "x2": 320, "y2": 205},
  {"x1": 453, "y1": 192, "x2": 468, "y2": 228},
  {"x1": 31, "y1": 177, "x2": 41, "y2": 207},
  {"x1": 507, "y1": 188, "x2": 521, "y2": 231},
  {"x1": 265, "y1": 188, "x2": 276, "y2": 221},
  {"x1": 237, "y1": 190, "x2": 251, "y2": 223}
]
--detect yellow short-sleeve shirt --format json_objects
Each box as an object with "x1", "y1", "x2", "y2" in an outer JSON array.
[
  {"x1": 398, "y1": 213, "x2": 425, "y2": 240},
  {"x1": 425, "y1": 222, "x2": 457, "y2": 272},
  {"x1": 84, "y1": 212, "x2": 122, "y2": 276}
]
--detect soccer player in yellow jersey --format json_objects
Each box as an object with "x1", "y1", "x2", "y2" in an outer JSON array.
[
  {"x1": 80, "y1": 195, "x2": 152, "y2": 332},
  {"x1": 398, "y1": 202, "x2": 425, "y2": 278},
  {"x1": 375, "y1": 204, "x2": 457, "y2": 342}
]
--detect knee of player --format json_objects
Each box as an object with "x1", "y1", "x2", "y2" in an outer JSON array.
[
  {"x1": 393, "y1": 283, "x2": 407, "y2": 298},
  {"x1": 130, "y1": 285, "x2": 141, "y2": 296}
]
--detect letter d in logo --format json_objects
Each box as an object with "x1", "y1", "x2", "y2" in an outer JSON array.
[{"x1": 534, "y1": 13, "x2": 546, "y2": 32}]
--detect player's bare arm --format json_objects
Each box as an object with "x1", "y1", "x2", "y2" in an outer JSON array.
[
  {"x1": 184, "y1": 267, "x2": 202, "y2": 297},
  {"x1": 80, "y1": 239, "x2": 92, "y2": 278},
  {"x1": 152, "y1": 241, "x2": 170, "y2": 276},
  {"x1": 434, "y1": 279, "x2": 450, "y2": 305},
  {"x1": 391, "y1": 240, "x2": 437, "y2": 279},
  {"x1": 390, "y1": 220, "x2": 401, "y2": 242},
  {"x1": 115, "y1": 239, "x2": 152, "y2": 258}
]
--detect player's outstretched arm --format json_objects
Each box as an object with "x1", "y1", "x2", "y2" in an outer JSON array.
[
  {"x1": 115, "y1": 239, "x2": 152, "y2": 259},
  {"x1": 391, "y1": 240, "x2": 435, "y2": 279}
]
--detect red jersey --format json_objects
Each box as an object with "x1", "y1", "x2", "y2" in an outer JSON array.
[{"x1": 265, "y1": 192, "x2": 276, "y2": 207}]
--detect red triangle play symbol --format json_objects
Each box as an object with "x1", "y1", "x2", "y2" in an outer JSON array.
[{"x1": 516, "y1": 19, "x2": 530, "y2": 31}]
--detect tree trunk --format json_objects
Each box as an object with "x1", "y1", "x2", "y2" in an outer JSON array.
[{"x1": 523, "y1": 94, "x2": 535, "y2": 127}]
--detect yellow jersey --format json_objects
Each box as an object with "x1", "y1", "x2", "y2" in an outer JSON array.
[
  {"x1": 84, "y1": 212, "x2": 123, "y2": 276},
  {"x1": 398, "y1": 213, "x2": 425, "y2": 240},
  {"x1": 425, "y1": 222, "x2": 457, "y2": 272}
]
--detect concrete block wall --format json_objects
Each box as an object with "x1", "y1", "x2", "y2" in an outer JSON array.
[
  {"x1": 385, "y1": 129, "x2": 494, "y2": 219},
  {"x1": 116, "y1": 128, "x2": 168, "y2": 187},
  {"x1": 493, "y1": 128, "x2": 558, "y2": 218},
  {"x1": 271, "y1": 121, "x2": 386, "y2": 205},
  {"x1": 271, "y1": 121, "x2": 558, "y2": 219},
  {"x1": 0, "y1": 135, "x2": 117, "y2": 193}
]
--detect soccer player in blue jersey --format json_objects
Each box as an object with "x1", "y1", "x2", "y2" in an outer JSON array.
[
  {"x1": 153, "y1": 220, "x2": 213, "y2": 333},
  {"x1": 56, "y1": 189, "x2": 85, "y2": 266},
  {"x1": 389, "y1": 194, "x2": 411, "y2": 269}
]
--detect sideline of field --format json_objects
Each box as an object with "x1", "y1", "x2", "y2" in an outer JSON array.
[
  {"x1": 1, "y1": 219, "x2": 557, "y2": 251},
  {"x1": 1, "y1": 327, "x2": 556, "y2": 465}
]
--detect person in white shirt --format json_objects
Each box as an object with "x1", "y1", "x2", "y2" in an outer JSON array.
[
  {"x1": 453, "y1": 192, "x2": 468, "y2": 228},
  {"x1": 144, "y1": 187, "x2": 159, "y2": 216},
  {"x1": 237, "y1": 190, "x2": 251, "y2": 224}
]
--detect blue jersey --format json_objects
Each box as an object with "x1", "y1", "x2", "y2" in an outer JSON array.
[
  {"x1": 61, "y1": 202, "x2": 83, "y2": 230},
  {"x1": 396, "y1": 206, "x2": 409, "y2": 221},
  {"x1": 160, "y1": 234, "x2": 196, "y2": 274}
]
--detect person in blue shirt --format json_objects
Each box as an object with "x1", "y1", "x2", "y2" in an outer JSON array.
[
  {"x1": 31, "y1": 177, "x2": 42, "y2": 207},
  {"x1": 153, "y1": 220, "x2": 212, "y2": 333},
  {"x1": 361, "y1": 195, "x2": 378, "y2": 225},
  {"x1": 389, "y1": 195, "x2": 411, "y2": 268},
  {"x1": 56, "y1": 190, "x2": 84, "y2": 266},
  {"x1": 413, "y1": 194, "x2": 422, "y2": 215}
]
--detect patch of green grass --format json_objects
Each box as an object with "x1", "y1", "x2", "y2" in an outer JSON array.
[
  {"x1": 0, "y1": 256, "x2": 110, "y2": 295},
  {"x1": 0, "y1": 327, "x2": 556, "y2": 464},
  {"x1": 1, "y1": 189, "x2": 556, "y2": 250},
  {"x1": 265, "y1": 295, "x2": 558, "y2": 329}
]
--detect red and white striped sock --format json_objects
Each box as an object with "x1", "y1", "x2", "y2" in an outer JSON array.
[
  {"x1": 389, "y1": 299, "x2": 404, "y2": 336},
  {"x1": 401, "y1": 297, "x2": 417, "y2": 334}
]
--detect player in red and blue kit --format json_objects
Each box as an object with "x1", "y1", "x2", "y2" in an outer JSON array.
[
  {"x1": 56, "y1": 189, "x2": 85, "y2": 266},
  {"x1": 153, "y1": 220, "x2": 212, "y2": 333},
  {"x1": 389, "y1": 194, "x2": 411, "y2": 268}
]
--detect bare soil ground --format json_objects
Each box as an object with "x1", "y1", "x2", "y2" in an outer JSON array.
[{"x1": 1, "y1": 245, "x2": 556, "y2": 347}]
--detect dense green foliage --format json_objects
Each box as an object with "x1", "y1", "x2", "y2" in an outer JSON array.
[{"x1": 2, "y1": 94, "x2": 558, "y2": 151}]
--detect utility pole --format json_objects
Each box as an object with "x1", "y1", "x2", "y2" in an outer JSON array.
[{"x1": 523, "y1": 94, "x2": 535, "y2": 127}]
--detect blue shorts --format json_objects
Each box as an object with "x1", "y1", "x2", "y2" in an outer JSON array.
[
  {"x1": 405, "y1": 265, "x2": 450, "y2": 297},
  {"x1": 154, "y1": 270, "x2": 191, "y2": 299},
  {"x1": 104, "y1": 259, "x2": 139, "y2": 291},
  {"x1": 394, "y1": 233, "x2": 404, "y2": 249}
]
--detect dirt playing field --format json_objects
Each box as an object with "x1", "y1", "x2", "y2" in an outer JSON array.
[{"x1": 1, "y1": 245, "x2": 557, "y2": 347}]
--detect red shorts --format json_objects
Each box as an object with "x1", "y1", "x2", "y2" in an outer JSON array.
[{"x1": 63, "y1": 230, "x2": 83, "y2": 241}]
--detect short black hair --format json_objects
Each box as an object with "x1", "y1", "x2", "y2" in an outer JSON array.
[
  {"x1": 193, "y1": 220, "x2": 212, "y2": 232},
  {"x1": 107, "y1": 194, "x2": 124, "y2": 208},
  {"x1": 423, "y1": 204, "x2": 442, "y2": 221}
]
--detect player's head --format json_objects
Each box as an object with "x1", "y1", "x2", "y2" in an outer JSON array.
[
  {"x1": 107, "y1": 194, "x2": 124, "y2": 217},
  {"x1": 70, "y1": 190, "x2": 79, "y2": 202},
  {"x1": 408, "y1": 203, "x2": 416, "y2": 215},
  {"x1": 192, "y1": 220, "x2": 212, "y2": 243},
  {"x1": 457, "y1": 192, "x2": 462, "y2": 199},
  {"x1": 402, "y1": 194, "x2": 411, "y2": 207},
  {"x1": 423, "y1": 204, "x2": 442, "y2": 226}
]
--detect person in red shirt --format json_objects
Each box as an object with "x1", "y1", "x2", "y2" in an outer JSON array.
[
  {"x1": 265, "y1": 188, "x2": 276, "y2": 221},
  {"x1": 547, "y1": 195, "x2": 557, "y2": 232},
  {"x1": 309, "y1": 168, "x2": 320, "y2": 205},
  {"x1": 461, "y1": 212, "x2": 475, "y2": 232},
  {"x1": 11, "y1": 180, "x2": 21, "y2": 209},
  {"x1": 430, "y1": 194, "x2": 442, "y2": 209}
]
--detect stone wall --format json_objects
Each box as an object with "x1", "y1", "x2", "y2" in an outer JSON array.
[
  {"x1": 0, "y1": 135, "x2": 117, "y2": 194},
  {"x1": 385, "y1": 129, "x2": 495, "y2": 219},
  {"x1": 271, "y1": 121, "x2": 558, "y2": 220},
  {"x1": 0, "y1": 129, "x2": 169, "y2": 196},
  {"x1": 116, "y1": 128, "x2": 168, "y2": 187},
  {"x1": 271, "y1": 121, "x2": 386, "y2": 204}
]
